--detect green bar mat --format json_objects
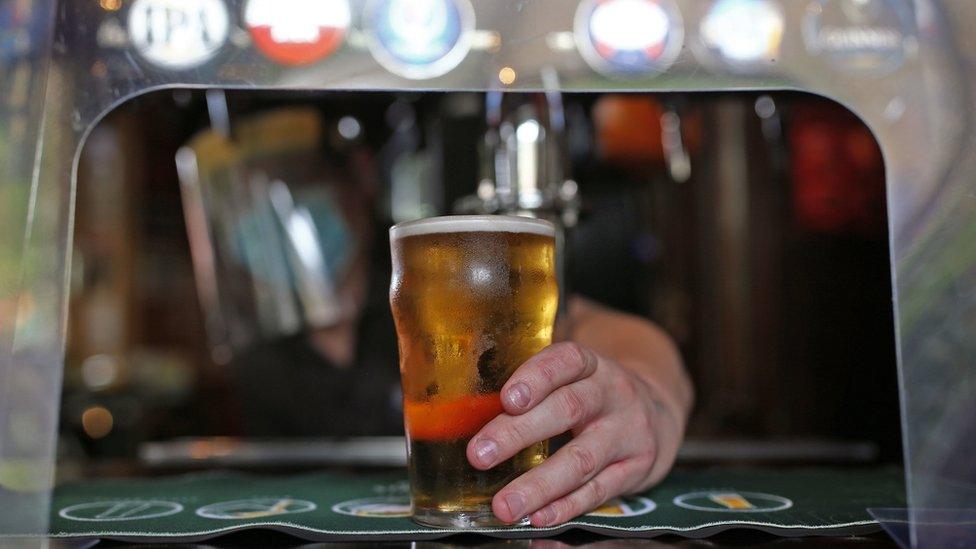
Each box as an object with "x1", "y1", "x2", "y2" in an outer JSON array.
[{"x1": 47, "y1": 467, "x2": 905, "y2": 542}]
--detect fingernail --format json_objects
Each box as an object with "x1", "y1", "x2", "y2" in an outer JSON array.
[
  {"x1": 474, "y1": 439, "x2": 498, "y2": 466},
  {"x1": 504, "y1": 492, "x2": 525, "y2": 519},
  {"x1": 507, "y1": 383, "x2": 531, "y2": 409},
  {"x1": 533, "y1": 504, "x2": 556, "y2": 526}
]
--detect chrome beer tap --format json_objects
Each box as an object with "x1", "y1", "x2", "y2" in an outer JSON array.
[{"x1": 455, "y1": 90, "x2": 580, "y2": 316}]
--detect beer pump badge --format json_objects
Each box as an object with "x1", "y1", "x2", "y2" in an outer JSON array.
[
  {"x1": 803, "y1": 0, "x2": 916, "y2": 74},
  {"x1": 128, "y1": 0, "x2": 230, "y2": 69},
  {"x1": 698, "y1": 0, "x2": 784, "y2": 69},
  {"x1": 575, "y1": 0, "x2": 684, "y2": 76},
  {"x1": 244, "y1": 0, "x2": 351, "y2": 66},
  {"x1": 365, "y1": 0, "x2": 474, "y2": 79}
]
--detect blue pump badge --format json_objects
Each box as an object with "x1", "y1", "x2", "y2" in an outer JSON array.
[
  {"x1": 365, "y1": 0, "x2": 474, "y2": 80},
  {"x1": 574, "y1": 0, "x2": 684, "y2": 77}
]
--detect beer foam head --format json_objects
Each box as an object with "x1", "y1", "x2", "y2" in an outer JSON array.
[{"x1": 390, "y1": 215, "x2": 556, "y2": 240}]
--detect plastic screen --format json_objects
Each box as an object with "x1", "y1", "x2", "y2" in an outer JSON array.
[{"x1": 0, "y1": 1, "x2": 975, "y2": 547}]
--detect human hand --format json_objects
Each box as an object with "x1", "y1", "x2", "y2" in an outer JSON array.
[{"x1": 466, "y1": 342, "x2": 685, "y2": 527}]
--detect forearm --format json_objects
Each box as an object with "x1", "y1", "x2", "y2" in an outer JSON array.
[{"x1": 566, "y1": 296, "x2": 694, "y2": 433}]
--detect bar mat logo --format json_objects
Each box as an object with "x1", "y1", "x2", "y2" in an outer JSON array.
[
  {"x1": 332, "y1": 496, "x2": 412, "y2": 518},
  {"x1": 59, "y1": 500, "x2": 184, "y2": 522},
  {"x1": 196, "y1": 498, "x2": 317, "y2": 519},
  {"x1": 587, "y1": 496, "x2": 657, "y2": 517},
  {"x1": 673, "y1": 491, "x2": 792, "y2": 512}
]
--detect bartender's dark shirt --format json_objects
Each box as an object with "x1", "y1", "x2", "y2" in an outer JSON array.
[{"x1": 231, "y1": 241, "x2": 404, "y2": 437}]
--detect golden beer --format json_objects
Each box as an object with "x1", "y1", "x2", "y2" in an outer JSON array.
[{"x1": 389, "y1": 215, "x2": 558, "y2": 528}]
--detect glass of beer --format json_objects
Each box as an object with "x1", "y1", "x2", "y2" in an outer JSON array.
[{"x1": 389, "y1": 215, "x2": 558, "y2": 528}]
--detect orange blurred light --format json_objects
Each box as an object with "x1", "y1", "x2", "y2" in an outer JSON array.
[
  {"x1": 99, "y1": 0, "x2": 122, "y2": 11},
  {"x1": 81, "y1": 406, "x2": 113, "y2": 439},
  {"x1": 189, "y1": 438, "x2": 236, "y2": 459}
]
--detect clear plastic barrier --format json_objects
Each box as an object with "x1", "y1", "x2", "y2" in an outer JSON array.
[
  {"x1": 0, "y1": 0, "x2": 57, "y2": 536},
  {"x1": 1, "y1": 0, "x2": 975, "y2": 546}
]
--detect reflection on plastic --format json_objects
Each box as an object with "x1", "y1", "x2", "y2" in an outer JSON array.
[
  {"x1": 802, "y1": 0, "x2": 915, "y2": 74},
  {"x1": 871, "y1": 508, "x2": 976, "y2": 549}
]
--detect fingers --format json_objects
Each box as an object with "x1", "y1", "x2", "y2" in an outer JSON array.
[
  {"x1": 468, "y1": 378, "x2": 603, "y2": 470},
  {"x1": 501, "y1": 342, "x2": 599, "y2": 416},
  {"x1": 528, "y1": 458, "x2": 649, "y2": 527},
  {"x1": 490, "y1": 431, "x2": 615, "y2": 523}
]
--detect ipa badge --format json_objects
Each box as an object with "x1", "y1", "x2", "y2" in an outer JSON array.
[{"x1": 128, "y1": 0, "x2": 230, "y2": 69}]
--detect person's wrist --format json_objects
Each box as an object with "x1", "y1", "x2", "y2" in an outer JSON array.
[
  {"x1": 620, "y1": 359, "x2": 688, "y2": 434},
  {"x1": 625, "y1": 366, "x2": 686, "y2": 490}
]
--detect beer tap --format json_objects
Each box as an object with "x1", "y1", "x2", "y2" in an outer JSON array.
[
  {"x1": 455, "y1": 90, "x2": 580, "y2": 317},
  {"x1": 455, "y1": 91, "x2": 580, "y2": 226},
  {"x1": 661, "y1": 104, "x2": 692, "y2": 184}
]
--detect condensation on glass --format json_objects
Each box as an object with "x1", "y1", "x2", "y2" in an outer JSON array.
[{"x1": 0, "y1": 0, "x2": 974, "y2": 546}]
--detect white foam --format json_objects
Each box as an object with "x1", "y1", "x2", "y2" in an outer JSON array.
[{"x1": 390, "y1": 215, "x2": 555, "y2": 240}]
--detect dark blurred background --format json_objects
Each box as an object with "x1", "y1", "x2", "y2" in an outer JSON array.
[{"x1": 60, "y1": 90, "x2": 900, "y2": 475}]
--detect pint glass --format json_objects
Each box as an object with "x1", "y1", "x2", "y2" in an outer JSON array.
[{"x1": 389, "y1": 215, "x2": 558, "y2": 527}]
